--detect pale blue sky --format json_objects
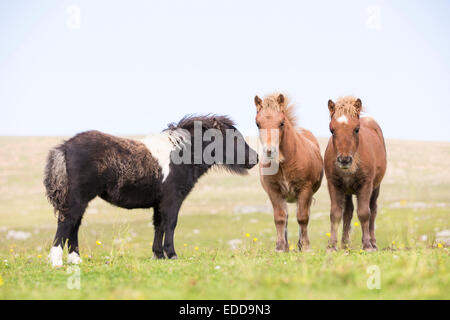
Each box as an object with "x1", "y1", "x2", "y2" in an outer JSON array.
[{"x1": 1, "y1": 0, "x2": 449, "y2": 140}]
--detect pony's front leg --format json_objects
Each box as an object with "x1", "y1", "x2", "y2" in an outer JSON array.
[
  {"x1": 341, "y1": 195, "x2": 354, "y2": 248},
  {"x1": 268, "y1": 193, "x2": 288, "y2": 252},
  {"x1": 152, "y1": 205, "x2": 165, "y2": 259},
  {"x1": 161, "y1": 200, "x2": 183, "y2": 259},
  {"x1": 327, "y1": 182, "x2": 345, "y2": 252},
  {"x1": 297, "y1": 187, "x2": 313, "y2": 251},
  {"x1": 356, "y1": 184, "x2": 375, "y2": 251}
]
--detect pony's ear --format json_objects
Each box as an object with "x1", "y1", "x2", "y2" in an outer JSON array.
[
  {"x1": 328, "y1": 99, "x2": 335, "y2": 115},
  {"x1": 277, "y1": 94, "x2": 285, "y2": 106},
  {"x1": 254, "y1": 95, "x2": 262, "y2": 112},
  {"x1": 354, "y1": 98, "x2": 362, "y2": 115},
  {"x1": 212, "y1": 117, "x2": 221, "y2": 129},
  {"x1": 277, "y1": 94, "x2": 286, "y2": 113}
]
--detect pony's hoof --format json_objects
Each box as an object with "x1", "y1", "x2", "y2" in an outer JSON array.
[
  {"x1": 50, "y1": 261, "x2": 63, "y2": 268},
  {"x1": 169, "y1": 255, "x2": 178, "y2": 260},
  {"x1": 48, "y1": 246, "x2": 63, "y2": 267},
  {"x1": 49, "y1": 259, "x2": 63, "y2": 268},
  {"x1": 298, "y1": 242, "x2": 311, "y2": 252},
  {"x1": 362, "y1": 243, "x2": 376, "y2": 252},
  {"x1": 326, "y1": 246, "x2": 337, "y2": 253},
  {"x1": 67, "y1": 252, "x2": 82, "y2": 265},
  {"x1": 275, "y1": 242, "x2": 288, "y2": 253},
  {"x1": 152, "y1": 253, "x2": 165, "y2": 260}
]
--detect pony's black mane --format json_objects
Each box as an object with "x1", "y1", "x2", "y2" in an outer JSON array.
[
  {"x1": 166, "y1": 114, "x2": 235, "y2": 132},
  {"x1": 165, "y1": 114, "x2": 247, "y2": 175}
]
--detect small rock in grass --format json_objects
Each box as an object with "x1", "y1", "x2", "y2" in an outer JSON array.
[{"x1": 6, "y1": 230, "x2": 31, "y2": 240}]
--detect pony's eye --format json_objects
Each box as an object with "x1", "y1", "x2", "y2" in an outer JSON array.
[
  {"x1": 354, "y1": 127, "x2": 360, "y2": 134},
  {"x1": 330, "y1": 128, "x2": 335, "y2": 135},
  {"x1": 280, "y1": 122, "x2": 284, "y2": 128},
  {"x1": 256, "y1": 122, "x2": 260, "y2": 129}
]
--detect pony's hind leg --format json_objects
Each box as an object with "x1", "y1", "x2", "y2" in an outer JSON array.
[
  {"x1": 49, "y1": 203, "x2": 87, "y2": 267},
  {"x1": 67, "y1": 217, "x2": 83, "y2": 264},
  {"x1": 341, "y1": 195, "x2": 354, "y2": 248},
  {"x1": 297, "y1": 188, "x2": 313, "y2": 251},
  {"x1": 369, "y1": 186, "x2": 380, "y2": 250}
]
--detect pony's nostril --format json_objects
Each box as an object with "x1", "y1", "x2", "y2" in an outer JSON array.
[
  {"x1": 338, "y1": 156, "x2": 352, "y2": 165},
  {"x1": 263, "y1": 146, "x2": 277, "y2": 158}
]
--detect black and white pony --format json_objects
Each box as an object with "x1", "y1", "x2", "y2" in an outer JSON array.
[{"x1": 44, "y1": 115, "x2": 258, "y2": 266}]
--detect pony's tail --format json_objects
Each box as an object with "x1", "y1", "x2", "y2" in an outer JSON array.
[{"x1": 43, "y1": 145, "x2": 68, "y2": 217}]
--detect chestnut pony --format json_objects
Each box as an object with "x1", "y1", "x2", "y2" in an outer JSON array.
[
  {"x1": 254, "y1": 93, "x2": 323, "y2": 252},
  {"x1": 325, "y1": 96, "x2": 386, "y2": 252}
]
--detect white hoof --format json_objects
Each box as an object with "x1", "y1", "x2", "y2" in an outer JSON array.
[
  {"x1": 67, "y1": 252, "x2": 82, "y2": 264},
  {"x1": 48, "y1": 245, "x2": 63, "y2": 267}
]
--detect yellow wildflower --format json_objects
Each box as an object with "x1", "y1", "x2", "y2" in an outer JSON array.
[
  {"x1": 253, "y1": 238, "x2": 258, "y2": 242},
  {"x1": 245, "y1": 233, "x2": 250, "y2": 238},
  {"x1": 437, "y1": 243, "x2": 443, "y2": 248},
  {"x1": 391, "y1": 240, "x2": 396, "y2": 245},
  {"x1": 354, "y1": 222, "x2": 359, "y2": 227},
  {"x1": 96, "y1": 240, "x2": 102, "y2": 246},
  {"x1": 0, "y1": 275, "x2": 3, "y2": 287},
  {"x1": 37, "y1": 254, "x2": 42, "y2": 259},
  {"x1": 326, "y1": 232, "x2": 331, "y2": 238},
  {"x1": 194, "y1": 246, "x2": 199, "y2": 251},
  {"x1": 183, "y1": 243, "x2": 188, "y2": 247}
]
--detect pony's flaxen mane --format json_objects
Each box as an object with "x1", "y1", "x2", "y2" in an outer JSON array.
[
  {"x1": 260, "y1": 93, "x2": 298, "y2": 127},
  {"x1": 333, "y1": 96, "x2": 364, "y2": 118}
]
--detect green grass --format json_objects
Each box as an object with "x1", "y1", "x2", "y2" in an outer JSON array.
[{"x1": 0, "y1": 137, "x2": 449, "y2": 299}]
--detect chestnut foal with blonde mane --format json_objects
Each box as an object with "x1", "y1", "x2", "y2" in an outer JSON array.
[
  {"x1": 254, "y1": 93, "x2": 323, "y2": 252},
  {"x1": 325, "y1": 96, "x2": 386, "y2": 252}
]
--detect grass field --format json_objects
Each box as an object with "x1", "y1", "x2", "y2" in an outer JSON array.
[{"x1": 0, "y1": 136, "x2": 449, "y2": 299}]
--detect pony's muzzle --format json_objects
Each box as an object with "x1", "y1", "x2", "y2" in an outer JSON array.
[
  {"x1": 337, "y1": 155, "x2": 353, "y2": 168},
  {"x1": 252, "y1": 153, "x2": 259, "y2": 166},
  {"x1": 263, "y1": 146, "x2": 277, "y2": 159},
  {"x1": 245, "y1": 151, "x2": 259, "y2": 168}
]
